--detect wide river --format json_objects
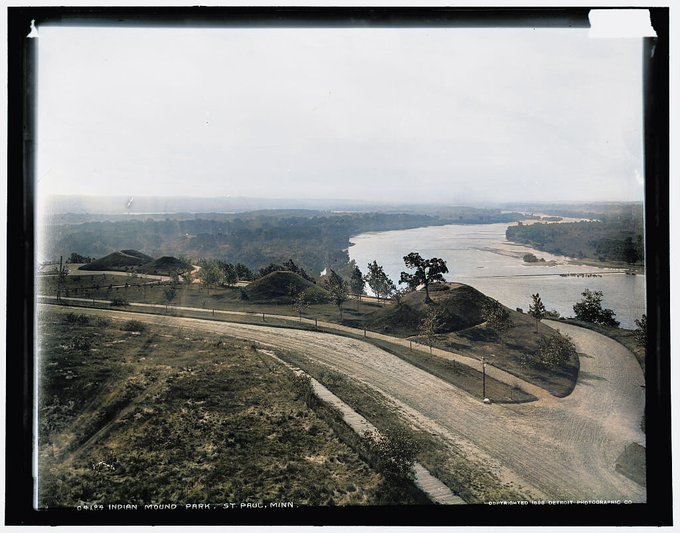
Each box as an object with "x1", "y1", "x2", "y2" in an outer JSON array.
[{"x1": 348, "y1": 222, "x2": 646, "y2": 330}]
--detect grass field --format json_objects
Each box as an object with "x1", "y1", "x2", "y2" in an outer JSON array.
[{"x1": 37, "y1": 308, "x2": 429, "y2": 508}]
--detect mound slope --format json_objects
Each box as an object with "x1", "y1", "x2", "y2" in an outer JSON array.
[
  {"x1": 366, "y1": 282, "x2": 494, "y2": 336},
  {"x1": 78, "y1": 250, "x2": 153, "y2": 271},
  {"x1": 246, "y1": 271, "x2": 330, "y2": 303}
]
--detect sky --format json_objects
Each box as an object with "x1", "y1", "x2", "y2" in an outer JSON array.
[{"x1": 35, "y1": 24, "x2": 645, "y2": 205}]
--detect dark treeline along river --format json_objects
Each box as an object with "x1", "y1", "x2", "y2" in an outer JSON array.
[{"x1": 348, "y1": 221, "x2": 645, "y2": 330}]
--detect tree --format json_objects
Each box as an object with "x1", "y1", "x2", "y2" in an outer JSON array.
[
  {"x1": 163, "y1": 284, "x2": 177, "y2": 311},
  {"x1": 217, "y1": 261, "x2": 238, "y2": 287},
  {"x1": 419, "y1": 305, "x2": 442, "y2": 354},
  {"x1": 399, "y1": 253, "x2": 448, "y2": 303},
  {"x1": 482, "y1": 298, "x2": 511, "y2": 339},
  {"x1": 528, "y1": 293, "x2": 547, "y2": 331},
  {"x1": 363, "y1": 261, "x2": 396, "y2": 301},
  {"x1": 180, "y1": 263, "x2": 194, "y2": 285},
  {"x1": 56, "y1": 260, "x2": 69, "y2": 301},
  {"x1": 323, "y1": 269, "x2": 349, "y2": 320},
  {"x1": 349, "y1": 265, "x2": 366, "y2": 295},
  {"x1": 235, "y1": 263, "x2": 253, "y2": 281},
  {"x1": 293, "y1": 291, "x2": 310, "y2": 322},
  {"x1": 634, "y1": 314, "x2": 647, "y2": 350},
  {"x1": 198, "y1": 260, "x2": 223, "y2": 295},
  {"x1": 572, "y1": 289, "x2": 619, "y2": 327},
  {"x1": 537, "y1": 333, "x2": 576, "y2": 367}
]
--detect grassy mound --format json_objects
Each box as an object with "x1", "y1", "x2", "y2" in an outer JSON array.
[
  {"x1": 366, "y1": 283, "x2": 493, "y2": 336},
  {"x1": 136, "y1": 256, "x2": 191, "y2": 276},
  {"x1": 78, "y1": 250, "x2": 153, "y2": 271},
  {"x1": 246, "y1": 271, "x2": 330, "y2": 303},
  {"x1": 364, "y1": 283, "x2": 579, "y2": 397}
]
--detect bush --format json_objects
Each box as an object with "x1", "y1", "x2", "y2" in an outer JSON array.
[
  {"x1": 95, "y1": 316, "x2": 111, "y2": 327},
  {"x1": 537, "y1": 333, "x2": 576, "y2": 367},
  {"x1": 69, "y1": 334, "x2": 92, "y2": 351},
  {"x1": 364, "y1": 427, "x2": 421, "y2": 482},
  {"x1": 64, "y1": 313, "x2": 90, "y2": 325},
  {"x1": 292, "y1": 374, "x2": 319, "y2": 408},
  {"x1": 121, "y1": 320, "x2": 145, "y2": 333}
]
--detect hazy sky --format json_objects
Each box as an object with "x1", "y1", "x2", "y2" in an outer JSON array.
[{"x1": 36, "y1": 25, "x2": 645, "y2": 204}]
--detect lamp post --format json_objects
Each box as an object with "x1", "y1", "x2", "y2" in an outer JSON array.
[{"x1": 482, "y1": 357, "x2": 491, "y2": 404}]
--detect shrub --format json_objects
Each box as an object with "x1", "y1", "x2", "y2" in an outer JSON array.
[
  {"x1": 292, "y1": 374, "x2": 319, "y2": 408},
  {"x1": 364, "y1": 427, "x2": 421, "y2": 482},
  {"x1": 95, "y1": 316, "x2": 111, "y2": 327},
  {"x1": 69, "y1": 334, "x2": 92, "y2": 351},
  {"x1": 64, "y1": 313, "x2": 90, "y2": 325},
  {"x1": 537, "y1": 333, "x2": 576, "y2": 367},
  {"x1": 121, "y1": 320, "x2": 145, "y2": 333}
]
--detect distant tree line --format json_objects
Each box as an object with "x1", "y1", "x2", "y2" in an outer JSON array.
[
  {"x1": 45, "y1": 208, "x2": 526, "y2": 279},
  {"x1": 506, "y1": 218, "x2": 644, "y2": 264}
]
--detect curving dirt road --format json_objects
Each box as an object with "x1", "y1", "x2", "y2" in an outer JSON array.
[{"x1": 41, "y1": 306, "x2": 645, "y2": 502}]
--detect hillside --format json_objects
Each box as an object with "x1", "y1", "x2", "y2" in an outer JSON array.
[
  {"x1": 360, "y1": 283, "x2": 579, "y2": 397},
  {"x1": 245, "y1": 271, "x2": 331, "y2": 303},
  {"x1": 365, "y1": 283, "x2": 493, "y2": 336},
  {"x1": 78, "y1": 250, "x2": 153, "y2": 271},
  {"x1": 136, "y1": 256, "x2": 192, "y2": 276}
]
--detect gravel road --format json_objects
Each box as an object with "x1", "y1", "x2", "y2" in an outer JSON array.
[{"x1": 41, "y1": 306, "x2": 646, "y2": 503}]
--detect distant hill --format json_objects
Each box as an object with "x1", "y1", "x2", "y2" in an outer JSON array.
[
  {"x1": 365, "y1": 283, "x2": 495, "y2": 336},
  {"x1": 245, "y1": 271, "x2": 330, "y2": 304},
  {"x1": 78, "y1": 250, "x2": 153, "y2": 271},
  {"x1": 136, "y1": 256, "x2": 192, "y2": 276}
]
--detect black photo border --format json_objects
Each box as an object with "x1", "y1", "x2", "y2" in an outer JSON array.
[{"x1": 5, "y1": 5, "x2": 672, "y2": 527}]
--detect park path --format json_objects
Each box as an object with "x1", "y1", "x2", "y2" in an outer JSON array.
[
  {"x1": 40, "y1": 304, "x2": 646, "y2": 502},
  {"x1": 38, "y1": 295, "x2": 549, "y2": 401}
]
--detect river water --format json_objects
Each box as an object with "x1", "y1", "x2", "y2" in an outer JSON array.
[{"x1": 348, "y1": 222, "x2": 646, "y2": 329}]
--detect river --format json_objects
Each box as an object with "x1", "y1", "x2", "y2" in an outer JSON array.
[{"x1": 348, "y1": 222, "x2": 646, "y2": 330}]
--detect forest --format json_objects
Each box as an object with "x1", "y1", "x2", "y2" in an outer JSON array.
[
  {"x1": 42, "y1": 208, "x2": 522, "y2": 276},
  {"x1": 505, "y1": 213, "x2": 644, "y2": 265}
]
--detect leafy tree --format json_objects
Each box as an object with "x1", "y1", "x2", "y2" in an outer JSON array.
[
  {"x1": 163, "y1": 285, "x2": 177, "y2": 311},
  {"x1": 482, "y1": 298, "x2": 511, "y2": 339},
  {"x1": 399, "y1": 253, "x2": 448, "y2": 303},
  {"x1": 537, "y1": 333, "x2": 576, "y2": 367},
  {"x1": 572, "y1": 289, "x2": 619, "y2": 327},
  {"x1": 235, "y1": 263, "x2": 254, "y2": 281},
  {"x1": 634, "y1": 314, "x2": 647, "y2": 350},
  {"x1": 363, "y1": 261, "x2": 396, "y2": 301},
  {"x1": 323, "y1": 269, "x2": 349, "y2": 320},
  {"x1": 392, "y1": 287, "x2": 409, "y2": 307},
  {"x1": 198, "y1": 260, "x2": 223, "y2": 295},
  {"x1": 180, "y1": 260, "x2": 194, "y2": 285},
  {"x1": 349, "y1": 265, "x2": 366, "y2": 295},
  {"x1": 419, "y1": 306, "x2": 442, "y2": 354},
  {"x1": 293, "y1": 291, "x2": 310, "y2": 322},
  {"x1": 258, "y1": 263, "x2": 286, "y2": 278},
  {"x1": 216, "y1": 261, "x2": 238, "y2": 287}
]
